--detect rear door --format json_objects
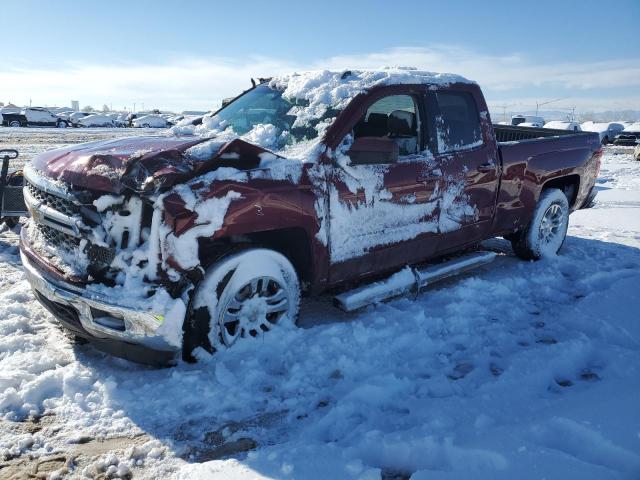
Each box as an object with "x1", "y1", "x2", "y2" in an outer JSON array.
[{"x1": 428, "y1": 87, "x2": 500, "y2": 251}]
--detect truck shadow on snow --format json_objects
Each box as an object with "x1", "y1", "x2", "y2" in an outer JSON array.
[{"x1": 36, "y1": 235, "x2": 640, "y2": 471}]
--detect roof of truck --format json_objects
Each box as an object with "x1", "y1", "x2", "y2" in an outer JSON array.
[{"x1": 266, "y1": 68, "x2": 474, "y2": 128}]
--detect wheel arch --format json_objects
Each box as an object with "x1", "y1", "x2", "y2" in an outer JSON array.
[
  {"x1": 198, "y1": 226, "x2": 314, "y2": 291},
  {"x1": 540, "y1": 174, "x2": 580, "y2": 208}
]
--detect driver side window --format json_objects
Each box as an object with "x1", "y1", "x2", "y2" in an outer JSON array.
[{"x1": 353, "y1": 95, "x2": 420, "y2": 157}]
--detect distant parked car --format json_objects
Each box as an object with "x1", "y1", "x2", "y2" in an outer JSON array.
[
  {"x1": 613, "y1": 123, "x2": 640, "y2": 146},
  {"x1": 76, "y1": 114, "x2": 116, "y2": 128},
  {"x1": 56, "y1": 111, "x2": 75, "y2": 122},
  {"x1": 544, "y1": 121, "x2": 582, "y2": 132},
  {"x1": 518, "y1": 122, "x2": 544, "y2": 128},
  {"x1": 68, "y1": 112, "x2": 94, "y2": 126},
  {"x1": 580, "y1": 122, "x2": 625, "y2": 144},
  {"x1": 1, "y1": 107, "x2": 68, "y2": 128},
  {"x1": 511, "y1": 115, "x2": 545, "y2": 128},
  {"x1": 131, "y1": 114, "x2": 170, "y2": 128}
]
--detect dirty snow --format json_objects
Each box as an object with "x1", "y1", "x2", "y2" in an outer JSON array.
[{"x1": 0, "y1": 130, "x2": 639, "y2": 479}]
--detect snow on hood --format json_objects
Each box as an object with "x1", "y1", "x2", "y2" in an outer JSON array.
[
  {"x1": 623, "y1": 123, "x2": 640, "y2": 132},
  {"x1": 29, "y1": 135, "x2": 285, "y2": 194}
]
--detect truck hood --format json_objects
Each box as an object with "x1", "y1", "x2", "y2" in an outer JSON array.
[{"x1": 31, "y1": 135, "x2": 271, "y2": 194}]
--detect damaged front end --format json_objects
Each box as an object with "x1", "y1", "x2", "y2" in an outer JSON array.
[
  {"x1": 20, "y1": 163, "x2": 189, "y2": 365},
  {"x1": 20, "y1": 135, "x2": 285, "y2": 364}
]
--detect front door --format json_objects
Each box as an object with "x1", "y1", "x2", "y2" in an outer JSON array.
[{"x1": 326, "y1": 90, "x2": 441, "y2": 283}]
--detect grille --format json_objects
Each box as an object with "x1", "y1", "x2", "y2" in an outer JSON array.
[
  {"x1": 35, "y1": 223, "x2": 80, "y2": 251},
  {"x1": 87, "y1": 243, "x2": 116, "y2": 265},
  {"x1": 26, "y1": 181, "x2": 80, "y2": 216}
]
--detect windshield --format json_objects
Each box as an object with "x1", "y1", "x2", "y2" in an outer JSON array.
[{"x1": 214, "y1": 84, "x2": 334, "y2": 145}]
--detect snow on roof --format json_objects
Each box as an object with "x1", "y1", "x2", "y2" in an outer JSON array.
[
  {"x1": 174, "y1": 67, "x2": 474, "y2": 160},
  {"x1": 269, "y1": 68, "x2": 473, "y2": 127},
  {"x1": 544, "y1": 121, "x2": 579, "y2": 130}
]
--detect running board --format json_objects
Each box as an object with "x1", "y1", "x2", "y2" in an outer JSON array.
[{"x1": 334, "y1": 251, "x2": 497, "y2": 312}]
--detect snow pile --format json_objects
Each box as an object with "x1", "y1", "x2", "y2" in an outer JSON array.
[{"x1": 161, "y1": 189, "x2": 242, "y2": 270}]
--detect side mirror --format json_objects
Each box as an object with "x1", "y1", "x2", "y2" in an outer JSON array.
[{"x1": 347, "y1": 137, "x2": 399, "y2": 165}]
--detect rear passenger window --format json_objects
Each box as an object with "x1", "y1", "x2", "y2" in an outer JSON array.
[
  {"x1": 353, "y1": 95, "x2": 420, "y2": 156},
  {"x1": 435, "y1": 91, "x2": 482, "y2": 153}
]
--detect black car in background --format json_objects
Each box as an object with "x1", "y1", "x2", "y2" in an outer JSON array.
[{"x1": 1, "y1": 107, "x2": 68, "y2": 128}]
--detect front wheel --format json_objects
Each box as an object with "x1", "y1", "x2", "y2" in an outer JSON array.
[
  {"x1": 8, "y1": 120, "x2": 22, "y2": 127},
  {"x1": 185, "y1": 249, "x2": 301, "y2": 359},
  {"x1": 510, "y1": 188, "x2": 570, "y2": 260},
  {"x1": 57, "y1": 120, "x2": 67, "y2": 128}
]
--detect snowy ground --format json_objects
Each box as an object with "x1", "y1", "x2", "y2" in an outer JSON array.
[{"x1": 0, "y1": 129, "x2": 639, "y2": 479}]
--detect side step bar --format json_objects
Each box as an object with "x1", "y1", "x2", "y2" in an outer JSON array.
[{"x1": 334, "y1": 251, "x2": 497, "y2": 312}]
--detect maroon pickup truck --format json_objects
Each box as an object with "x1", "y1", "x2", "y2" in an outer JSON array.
[{"x1": 19, "y1": 69, "x2": 602, "y2": 365}]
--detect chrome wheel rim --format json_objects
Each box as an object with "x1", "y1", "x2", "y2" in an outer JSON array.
[
  {"x1": 539, "y1": 203, "x2": 564, "y2": 244},
  {"x1": 219, "y1": 276, "x2": 289, "y2": 346}
]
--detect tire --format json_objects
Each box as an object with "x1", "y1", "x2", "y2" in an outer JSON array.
[
  {"x1": 510, "y1": 188, "x2": 570, "y2": 260},
  {"x1": 602, "y1": 136, "x2": 609, "y2": 145},
  {"x1": 57, "y1": 120, "x2": 67, "y2": 128},
  {"x1": 185, "y1": 248, "x2": 301, "y2": 358},
  {"x1": 142, "y1": 123, "x2": 150, "y2": 128},
  {"x1": 8, "y1": 120, "x2": 21, "y2": 128}
]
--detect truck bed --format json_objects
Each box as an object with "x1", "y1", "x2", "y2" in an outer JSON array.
[
  {"x1": 492, "y1": 124, "x2": 601, "y2": 234},
  {"x1": 493, "y1": 124, "x2": 594, "y2": 143}
]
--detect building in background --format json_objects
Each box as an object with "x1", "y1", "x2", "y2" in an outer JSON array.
[{"x1": 71, "y1": 100, "x2": 79, "y2": 111}]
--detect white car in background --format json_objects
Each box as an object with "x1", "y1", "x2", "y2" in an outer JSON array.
[
  {"x1": 580, "y1": 121, "x2": 625, "y2": 144},
  {"x1": 76, "y1": 114, "x2": 115, "y2": 128},
  {"x1": 517, "y1": 122, "x2": 544, "y2": 128},
  {"x1": 68, "y1": 112, "x2": 95, "y2": 126},
  {"x1": 544, "y1": 121, "x2": 582, "y2": 132},
  {"x1": 132, "y1": 114, "x2": 170, "y2": 128},
  {"x1": 511, "y1": 114, "x2": 545, "y2": 127}
]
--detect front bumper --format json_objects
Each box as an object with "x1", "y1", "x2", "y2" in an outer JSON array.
[{"x1": 20, "y1": 248, "x2": 178, "y2": 366}]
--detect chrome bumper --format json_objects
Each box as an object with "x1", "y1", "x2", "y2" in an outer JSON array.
[{"x1": 21, "y1": 250, "x2": 178, "y2": 359}]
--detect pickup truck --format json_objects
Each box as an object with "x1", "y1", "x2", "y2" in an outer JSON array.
[
  {"x1": 19, "y1": 69, "x2": 602, "y2": 365},
  {"x1": 2, "y1": 107, "x2": 69, "y2": 128}
]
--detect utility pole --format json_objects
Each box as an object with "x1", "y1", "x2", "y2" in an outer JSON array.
[
  {"x1": 536, "y1": 97, "x2": 569, "y2": 116},
  {"x1": 489, "y1": 104, "x2": 514, "y2": 123}
]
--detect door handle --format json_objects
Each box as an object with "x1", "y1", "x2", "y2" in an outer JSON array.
[
  {"x1": 477, "y1": 162, "x2": 496, "y2": 172},
  {"x1": 417, "y1": 175, "x2": 440, "y2": 182}
]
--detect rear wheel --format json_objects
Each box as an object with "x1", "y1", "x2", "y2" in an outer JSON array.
[
  {"x1": 185, "y1": 249, "x2": 300, "y2": 359},
  {"x1": 510, "y1": 188, "x2": 569, "y2": 260},
  {"x1": 8, "y1": 120, "x2": 21, "y2": 127}
]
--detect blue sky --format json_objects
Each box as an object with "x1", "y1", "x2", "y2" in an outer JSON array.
[{"x1": 2, "y1": 0, "x2": 639, "y2": 113}]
